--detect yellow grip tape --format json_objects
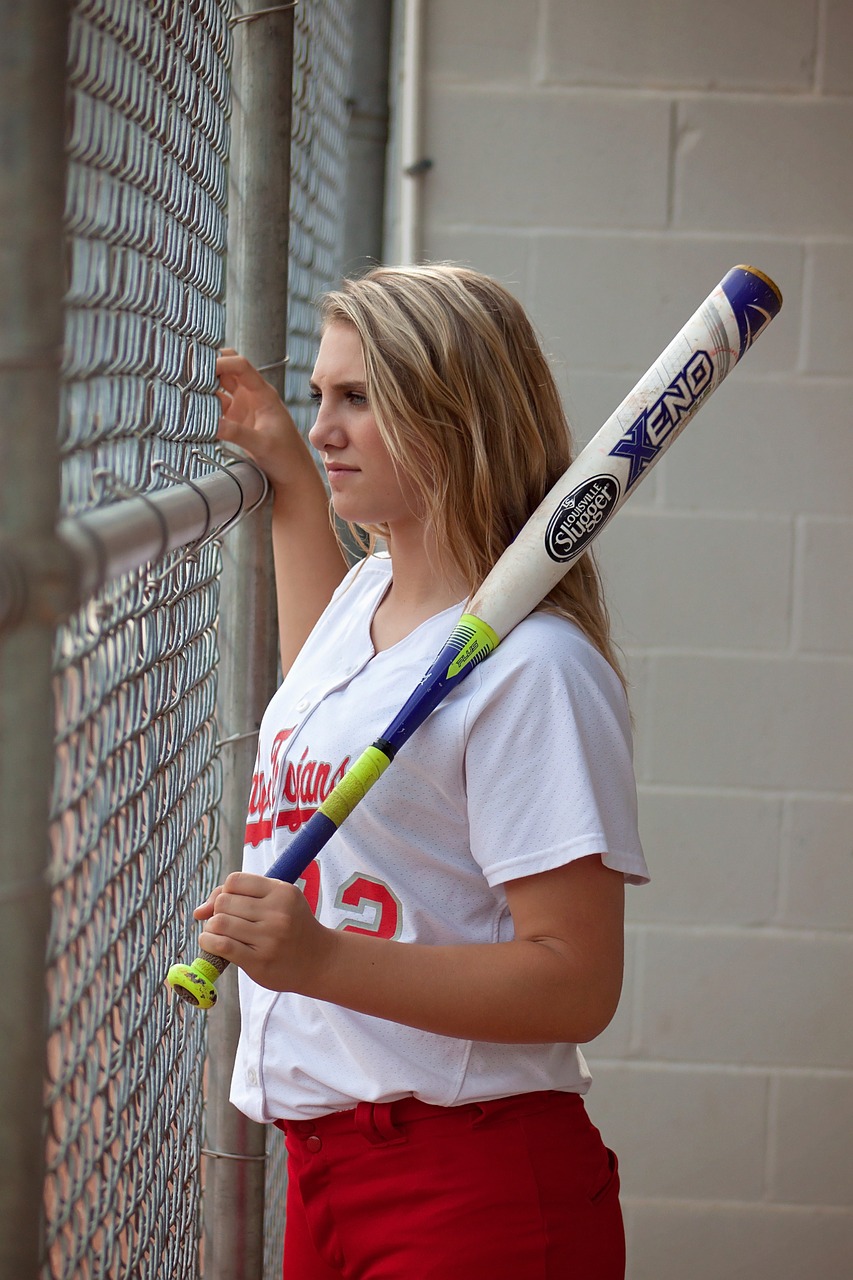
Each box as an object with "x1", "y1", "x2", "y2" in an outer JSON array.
[
  {"x1": 194, "y1": 956, "x2": 224, "y2": 984},
  {"x1": 319, "y1": 745, "x2": 392, "y2": 827}
]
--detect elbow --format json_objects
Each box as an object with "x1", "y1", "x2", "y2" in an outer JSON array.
[
  {"x1": 543, "y1": 953, "x2": 624, "y2": 1045},
  {"x1": 571, "y1": 990, "x2": 622, "y2": 1046}
]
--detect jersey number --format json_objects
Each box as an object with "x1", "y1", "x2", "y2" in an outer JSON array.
[{"x1": 296, "y1": 866, "x2": 403, "y2": 940}]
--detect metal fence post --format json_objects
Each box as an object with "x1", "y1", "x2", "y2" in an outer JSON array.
[
  {"x1": 0, "y1": 0, "x2": 68, "y2": 1276},
  {"x1": 203, "y1": 6, "x2": 294, "y2": 1278}
]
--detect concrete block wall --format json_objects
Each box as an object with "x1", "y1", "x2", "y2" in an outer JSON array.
[{"x1": 414, "y1": 2, "x2": 853, "y2": 1275}]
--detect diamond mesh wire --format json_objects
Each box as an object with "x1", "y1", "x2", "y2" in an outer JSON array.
[
  {"x1": 263, "y1": 2, "x2": 354, "y2": 1274},
  {"x1": 44, "y1": 1, "x2": 233, "y2": 1277},
  {"x1": 284, "y1": 0, "x2": 354, "y2": 437}
]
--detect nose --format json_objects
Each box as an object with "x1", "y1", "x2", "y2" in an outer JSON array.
[{"x1": 308, "y1": 398, "x2": 347, "y2": 453}]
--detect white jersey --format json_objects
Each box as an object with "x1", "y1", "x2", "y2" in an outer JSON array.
[{"x1": 231, "y1": 555, "x2": 648, "y2": 1122}]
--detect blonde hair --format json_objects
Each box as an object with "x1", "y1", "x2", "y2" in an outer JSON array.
[{"x1": 319, "y1": 264, "x2": 624, "y2": 685}]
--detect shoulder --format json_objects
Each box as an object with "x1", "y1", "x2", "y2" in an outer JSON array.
[
  {"x1": 466, "y1": 610, "x2": 630, "y2": 732},
  {"x1": 494, "y1": 610, "x2": 623, "y2": 693}
]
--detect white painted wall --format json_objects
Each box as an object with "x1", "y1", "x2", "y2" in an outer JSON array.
[{"x1": 409, "y1": 2, "x2": 853, "y2": 1275}]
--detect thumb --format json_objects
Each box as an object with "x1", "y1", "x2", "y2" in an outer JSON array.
[
  {"x1": 193, "y1": 886, "x2": 223, "y2": 920},
  {"x1": 217, "y1": 415, "x2": 251, "y2": 448}
]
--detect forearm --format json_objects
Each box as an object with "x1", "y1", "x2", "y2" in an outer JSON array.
[
  {"x1": 269, "y1": 447, "x2": 348, "y2": 674},
  {"x1": 197, "y1": 861, "x2": 625, "y2": 1044},
  {"x1": 214, "y1": 351, "x2": 348, "y2": 671},
  {"x1": 303, "y1": 929, "x2": 622, "y2": 1045}
]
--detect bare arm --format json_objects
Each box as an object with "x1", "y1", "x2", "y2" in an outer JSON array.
[
  {"x1": 195, "y1": 854, "x2": 625, "y2": 1044},
  {"x1": 216, "y1": 352, "x2": 348, "y2": 674}
]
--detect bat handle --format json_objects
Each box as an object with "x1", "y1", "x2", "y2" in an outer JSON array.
[
  {"x1": 168, "y1": 949, "x2": 229, "y2": 1009},
  {"x1": 167, "y1": 807, "x2": 342, "y2": 1009}
]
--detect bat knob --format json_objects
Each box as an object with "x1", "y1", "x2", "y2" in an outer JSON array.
[{"x1": 167, "y1": 959, "x2": 219, "y2": 1009}]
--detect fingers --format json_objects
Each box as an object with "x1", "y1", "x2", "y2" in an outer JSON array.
[
  {"x1": 195, "y1": 875, "x2": 327, "y2": 992},
  {"x1": 224, "y1": 865, "x2": 270, "y2": 896},
  {"x1": 199, "y1": 914, "x2": 258, "y2": 954},
  {"x1": 193, "y1": 874, "x2": 267, "y2": 920},
  {"x1": 216, "y1": 352, "x2": 272, "y2": 391},
  {"x1": 198, "y1": 878, "x2": 304, "y2": 964},
  {"x1": 193, "y1": 884, "x2": 224, "y2": 919}
]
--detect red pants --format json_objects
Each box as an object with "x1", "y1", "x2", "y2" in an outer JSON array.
[{"x1": 276, "y1": 1090, "x2": 625, "y2": 1279}]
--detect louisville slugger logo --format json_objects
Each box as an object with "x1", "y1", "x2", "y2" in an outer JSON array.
[
  {"x1": 545, "y1": 474, "x2": 621, "y2": 563},
  {"x1": 609, "y1": 350, "x2": 715, "y2": 491}
]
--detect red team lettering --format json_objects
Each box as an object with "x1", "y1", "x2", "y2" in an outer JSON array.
[
  {"x1": 245, "y1": 739, "x2": 402, "y2": 937},
  {"x1": 244, "y1": 734, "x2": 350, "y2": 846}
]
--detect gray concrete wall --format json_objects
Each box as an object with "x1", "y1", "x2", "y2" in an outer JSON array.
[{"x1": 412, "y1": 2, "x2": 853, "y2": 1275}]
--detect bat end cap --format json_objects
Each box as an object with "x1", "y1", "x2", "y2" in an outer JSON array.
[{"x1": 167, "y1": 961, "x2": 218, "y2": 1009}]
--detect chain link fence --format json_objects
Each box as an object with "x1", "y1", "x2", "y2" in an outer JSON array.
[
  {"x1": 44, "y1": 1, "x2": 234, "y2": 1275},
  {"x1": 286, "y1": 0, "x2": 355, "y2": 436},
  {"x1": 29, "y1": 0, "x2": 356, "y2": 1276}
]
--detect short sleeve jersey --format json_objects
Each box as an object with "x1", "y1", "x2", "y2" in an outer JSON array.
[{"x1": 231, "y1": 556, "x2": 648, "y2": 1122}]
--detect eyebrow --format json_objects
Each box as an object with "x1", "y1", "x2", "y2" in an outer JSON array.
[{"x1": 308, "y1": 379, "x2": 368, "y2": 394}]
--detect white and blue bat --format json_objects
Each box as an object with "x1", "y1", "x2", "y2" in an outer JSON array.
[{"x1": 168, "y1": 264, "x2": 782, "y2": 1008}]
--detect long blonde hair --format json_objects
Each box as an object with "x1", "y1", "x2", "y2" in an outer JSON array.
[{"x1": 319, "y1": 264, "x2": 624, "y2": 685}]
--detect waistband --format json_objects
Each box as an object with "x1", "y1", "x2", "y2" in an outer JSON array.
[{"x1": 275, "y1": 1090, "x2": 584, "y2": 1146}]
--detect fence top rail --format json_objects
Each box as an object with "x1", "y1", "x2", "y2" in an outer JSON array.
[{"x1": 0, "y1": 456, "x2": 268, "y2": 634}]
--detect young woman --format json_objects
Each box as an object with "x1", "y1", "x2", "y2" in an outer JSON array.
[{"x1": 196, "y1": 265, "x2": 648, "y2": 1279}]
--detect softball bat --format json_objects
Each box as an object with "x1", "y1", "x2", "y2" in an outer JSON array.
[{"x1": 168, "y1": 264, "x2": 782, "y2": 1008}]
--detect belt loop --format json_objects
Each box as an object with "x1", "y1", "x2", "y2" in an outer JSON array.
[{"x1": 355, "y1": 1101, "x2": 406, "y2": 1145}]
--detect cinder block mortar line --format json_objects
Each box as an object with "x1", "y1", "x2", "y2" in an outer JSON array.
[
  {"x1": 433, "y1": 222, "x2": 844, "y2": 246},
  {"x1": 765, "y1": 1069, "x2": 783, "y2": 1203},
  {"x1": 531, "y1": 0, "x2": 549, "y2": 88},
  {"x1": 798, "y1": 241, "x2": 818, "y2": 375},
  {"x1": 560, "y1": 365, "x2": 829, "y2": 380},
  {"x1": 626, "y1": 655, "x2": 653, "y2": 781},
  {"x1": 628, "y1": 920, "x2": 853, "y2": 944},
  {"x1": 628, "y1": 924, "x2": 646, "y2": 1057},
  {"x1": 609, "y1": 509, "x2": 795, "y2": 525},
  {"x1": 790, "y1": 516, "x2": 809, "y2": 656},
  {"x1": 585, "y1": 1060, "x2": 853, "y2": 1082},
  {"x1": 666, "y1": 100, "x2": 677, "y2": 229},
  {"x1": 773, "y1": 792, "x2": 792, "y2": 927},
  {"x1": 619, "y1": 1195, "x2": 853, "y2": 1215},
  {"x1": 815, "y1": 0, "x2": 829, "y2": 93},
  {"x1": 628, "y1": 646, "x2": 853, "y2": 664},
  {"x1": 636, "y1": 782, "x2": 851, "y2": 803}
]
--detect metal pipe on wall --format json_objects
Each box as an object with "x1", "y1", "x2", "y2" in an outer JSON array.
[
  {"x1": 341, "y1": 0, "x2": 393, "y2": 275},
  {"x1": 203, "y1": 6, "x2": 295, "y2": 1278},
  {"x1": 0, "y1": 1, "x2": 68, "y2": 1276},
  {"x1": 396, "y1": 0, "x2": 426, "y2": 265}
]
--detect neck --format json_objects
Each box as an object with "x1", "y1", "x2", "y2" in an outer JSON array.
[
  {"x1": 369, "y1": 523, "x2": 469, "y2": 653},
  {"x1": 383, "y1": 523, "x2": 468, "y2": 612}
]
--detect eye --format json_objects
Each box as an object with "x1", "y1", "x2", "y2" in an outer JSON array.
[
  {"x1": 346, "y1": 390, "x2": 368, "y2": 407},
  {"x1": 308, "y1": 388, "x2": 322, "y2": 405}
]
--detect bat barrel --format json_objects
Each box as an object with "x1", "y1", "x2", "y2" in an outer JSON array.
[
  {"x1": 468, "y1": 265, "x2": 782, "y2": 639},
  {"x1": 721, "y1": 265, "x2": 783, "y2": 358}
]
